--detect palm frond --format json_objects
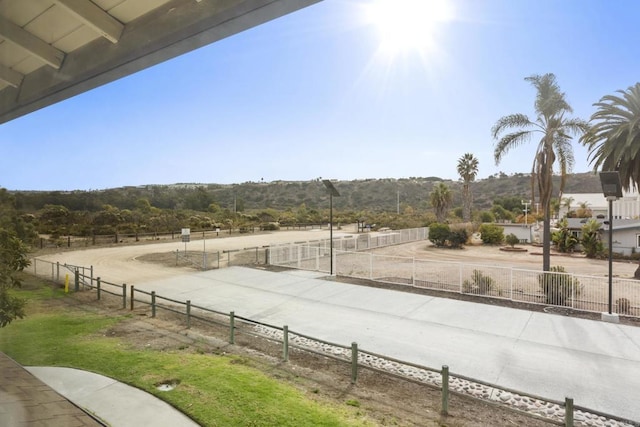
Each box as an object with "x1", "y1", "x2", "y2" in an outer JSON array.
[
  {"x1": 583, "y1": 82, "x2": 640, "y2": 190},
  {"x1": 491, "y1": 114, "x2": 535, "y2": 139},
  {"x1": 494, "y1": 130, "x2": 533, "y2": 165}
]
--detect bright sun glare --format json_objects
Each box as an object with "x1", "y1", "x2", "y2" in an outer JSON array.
[{"x1": 365, "y1": 0, "x2": 454, "y2": 56}]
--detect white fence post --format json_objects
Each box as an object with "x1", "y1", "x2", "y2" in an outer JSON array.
[
  {"x1": 412, "y1": 257, "x2": 416, "y2": 286},
  {"x1": 369, "y1": 253, "x2": 373, "y2": 280},
  {"x1": 510, "y1": 268, "x2": 513, "y2": 300}
]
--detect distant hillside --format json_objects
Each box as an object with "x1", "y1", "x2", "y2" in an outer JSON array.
[{"x1": 12, "y1": 172, "x2": 602, "y2": 213}]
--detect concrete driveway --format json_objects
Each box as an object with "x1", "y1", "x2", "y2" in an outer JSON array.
[{"x1": 134, "y1": 266, "x2": 640, "y2": 422}]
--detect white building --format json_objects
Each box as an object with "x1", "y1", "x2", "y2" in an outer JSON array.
[{"x1": 559, "y1": 190, "x2": 640, "y2": 220}]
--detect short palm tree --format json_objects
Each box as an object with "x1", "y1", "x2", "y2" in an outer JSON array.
[
  {"x1": 456, "y1": 153, "x2": 479, "y2": 222},
  {"x1": 492, "y1": 73, "x2": 587, "y2": 271},
  {"x1": 430, "y1": 182, "x2": 452, "y2": 223},
  {"x1": 561, "y1": 196, "x2": 574, "y2": 217},
  {"x1": 581, "y1": 82, "x2": 640, "y2": 191}
]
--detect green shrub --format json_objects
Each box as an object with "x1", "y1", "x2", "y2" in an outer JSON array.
[
  {"x1": 617, "y1": 298, "x2": 631, "y2": 315},
  {"x1": 479, "y1": 224, "x2": 504, "y2": 245},
  {"x1": 428, "y1": 223, "x2": 450, "y2": 247},
  {"x1": 463, "y1": 270, "x2": 494, "y2": 295},
  {"x1": 581, "y1": 219, "x2": 604, "y2": 258},
  {"x1": 537, "y1": 266, "x2": 581, "y2": 306},
  {"x1": 552, "y1": 219, "x2": 578, "y2": 253},
  {"x1": 478, "y1": 211, "x2": 495, "y2": 223},
  {"x1": 448, "y1": 229, "x2": 468, "y2": 249},
  {"x1": 261, "y1": 223, "x2": 280, "y2": 231},
  {"x1": 505, "y1": 233, "x2": 520, "y2": 248}
]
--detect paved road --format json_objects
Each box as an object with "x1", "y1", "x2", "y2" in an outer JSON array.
[{"x1": 132, "y1": 267, "x2": 640, "y2": 422}]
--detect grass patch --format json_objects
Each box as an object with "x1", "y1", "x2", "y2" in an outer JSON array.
[{"x1": 0, "y1": 280, "x2": 373, "y2": 427}]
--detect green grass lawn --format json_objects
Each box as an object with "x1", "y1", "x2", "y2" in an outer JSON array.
[{"x1": 0, "y1": 277, "x2": 375, "y2": 427}]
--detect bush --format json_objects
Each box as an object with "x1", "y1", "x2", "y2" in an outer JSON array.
[
  {"x1": 428, "y1": 223, "x2": 450, "y2": 247},
  {"x1": 478, "y1": 211, "x2": 495, "y2": 223},
  {"x1": 463, "y1": 270, "x2": 494, "y2": 295},
  {"x1": 479, "y1": 224, "x2": 504, "y2": 245},
  {"x1": 261, "y1": 223, "x2": 280, "y2": 231},
  {"x1": 581, "y1": 219, "x2": 604, "y2": 258},
  {"x1": 505, "y1": 233, "x2": 520, "y2": 248},
  {"x1": 537, "y1": 266, "x2": 581, "y2": 306},
  {"x1": 552, "y1": 219, "x2": 578, "y2": 253},
  {"x1": 448, "y1": 229, "x2": 468, "y2": 249},
  {"x1": 616, "y1": 298, "x2": 631, "y2": 315}
]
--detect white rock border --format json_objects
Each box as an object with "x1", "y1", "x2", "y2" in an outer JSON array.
[{"x1": 253, "y1": 325, "x2": 637, "y2": 427}]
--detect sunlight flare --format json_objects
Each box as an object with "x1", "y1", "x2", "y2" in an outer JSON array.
[{"x1": 365, "y1": 0, "x2": 454, "y2": 56}]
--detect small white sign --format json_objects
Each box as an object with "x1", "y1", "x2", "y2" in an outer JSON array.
[{"x1": 181, "y1": 228, "x2": 190, "y2": 236}]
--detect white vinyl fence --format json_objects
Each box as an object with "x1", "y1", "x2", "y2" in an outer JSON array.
[
  {"x1": 271, "y1": 244, "x2": 640, "y2": 318},
  {"x1": 268, "y1": 227, "x2": 428, "y2": 271}
]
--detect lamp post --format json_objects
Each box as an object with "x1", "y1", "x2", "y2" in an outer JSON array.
[
  {"x1": 322, "y1": 180, "x2": 341, "y2": 275},
  {"x1": 599, "y1": 171, "x2": 622, "y2": 322}
]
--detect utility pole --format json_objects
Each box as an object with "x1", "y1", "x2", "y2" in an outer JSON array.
[{"x1": 521, "y1": 200, "x2": 531, "y2": 225}]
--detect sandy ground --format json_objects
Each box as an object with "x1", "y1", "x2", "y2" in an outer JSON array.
[
  {"x1": 372, "y1": 241, "x2": 640, "y2": 279},
  {"x1": 33, "y1": 228, "x2": 351, "y2": 284},
  {"x1": 32, "y1": 226, "x2": 639, "y2": 283}
]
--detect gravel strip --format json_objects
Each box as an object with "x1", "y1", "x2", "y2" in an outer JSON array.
[{"x1": 253, "y1": 324, "x2": 637, "y2": 427}]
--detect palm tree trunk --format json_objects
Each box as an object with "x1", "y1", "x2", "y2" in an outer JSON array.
[{"x1": 543, "y1": 202, "x2": 551, "y2": 271}]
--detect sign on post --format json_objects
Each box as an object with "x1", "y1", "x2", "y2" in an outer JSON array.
[{"x1": 181, "y1": 228, "x2": 190, "y2": 254}]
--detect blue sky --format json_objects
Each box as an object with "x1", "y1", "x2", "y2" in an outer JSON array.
[{"x1": 1, "y1": 0, "x2": 638, "y2": 191}]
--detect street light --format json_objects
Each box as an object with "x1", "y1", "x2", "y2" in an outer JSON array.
[
  {"x1": 599, "y1": 171, "x2": 622, "y2": 322},
  {"x1": 322, "y1": 180, "x2": 341, "y2": 275}
]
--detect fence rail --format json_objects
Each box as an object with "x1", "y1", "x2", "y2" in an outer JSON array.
[
  {"x1": 24, "y1": 258, "x2": 639, "y2": 426},
  {"x1": 268, "y1": 227, "x2": 429, "y2": 272},
  {"x1": 271, "y1": 245, "x2": 640, "y2": 319}
]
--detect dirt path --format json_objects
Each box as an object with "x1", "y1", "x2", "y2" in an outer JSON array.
[
  {"x1": 34, "y1": 228, "x2": 347, "y2": 284},
  {"x1": 34, "y1": 228, "x2": 639, "y2": 283}
]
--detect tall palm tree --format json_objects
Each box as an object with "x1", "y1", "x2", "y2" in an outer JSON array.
[
  {"x1": 456, "y1": 153, "x2": 479, "y2": 222},
  {"x1": 430, "y1": 182, "x2": 452, "y2": 223},
  {"x1": 581, "y1": 82, "x2": 640, "y2": 191},
  {"x1": 492, "y1": 73, "x2": 587, "y2": 271}
]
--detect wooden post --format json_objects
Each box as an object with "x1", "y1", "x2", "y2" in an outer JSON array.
[
  {"x1": 186, "y1": 300, "x2": 191, "y2": 329},
  {"x1": 565, "y1": 397, "x2": 574, "y2": 427},
  {"x1": 122, "y1": 284, "x2": 126, "y2": 309},
  {"x1": 283, "y1": 325, "x2": 289, "y2": 362},
  {"x1": 151, "y1": 291, "x2": 156, "y2": 318},
  {"x1": 96, "y1": 278, "x2": 101, "y2": 300},
  {"x1": 74, "y1": 270, "x2": 79, "y2": 292},
  {"x1": 351, "y1": 342, "x2": 358, "y2": 384},
  {"x1": 130, "y1": 285, "x2": 135, "y2": 311},
  {"x1": 441, "y1": 365, "x2": 449, "y2": 416},
  {"x1": 229, "y1": 311, "x2": 235, "y2": 344}
]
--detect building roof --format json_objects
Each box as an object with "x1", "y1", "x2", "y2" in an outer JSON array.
[
  {"x1": 0, "y1": 0, "x2": 321, "y2": 124},
  {"x1": 564, "y1": 217, "x2": 640, "y2": 232}
]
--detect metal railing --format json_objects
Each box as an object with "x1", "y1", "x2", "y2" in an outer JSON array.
[
  {"x1": 268, "y1": 227, "x2": 429, "y2": 272},
  {"x1": 331, "y1": 251, "x2": 640, "y2": 317}
]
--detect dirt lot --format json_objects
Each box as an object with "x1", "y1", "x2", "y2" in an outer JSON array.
[
  {"x1": 34, "y1": 227, "x2": 640, "y2": 284},
  {"x1": 30, "y1": 230, "x2": 640, "y2": 426}
]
